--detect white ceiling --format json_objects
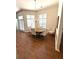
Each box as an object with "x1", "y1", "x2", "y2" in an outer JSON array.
[{"x1": 16, "y1": 0, "x2": 59, "y2": 11}]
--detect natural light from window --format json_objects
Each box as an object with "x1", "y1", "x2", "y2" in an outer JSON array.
[
  {"x1": 18, "y1": 16, "x2": 23, "y2": 19},
  {"x1": 26, "y1": 15, "x2": 35, "y2": 28},
  {"x1": 39, "y1": 13, "x2": 47, "y2": 28}
]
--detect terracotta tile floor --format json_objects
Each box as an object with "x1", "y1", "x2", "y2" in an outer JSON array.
[{"x1": 16, "y1": 31, "x2": 63, "y2": 59}]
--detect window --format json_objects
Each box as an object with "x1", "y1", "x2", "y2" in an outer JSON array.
[
  {"x1": 39, "y1": 14, "x2": 47, "y2": 28},
  {"x1": 18, "y1": 16, "x2": 23, "y2": 19},
  {"x1": 16, "y1": 18, "x2": 18, "y2": 29},
  {"x1": 26, "y1": 15, "x2": 35, "y2": 28},
  {"x1": 18, "y1": 16, "x2": 25, "y2": 31}
]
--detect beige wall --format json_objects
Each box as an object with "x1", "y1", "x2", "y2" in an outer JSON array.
[
  {"x1": 16, "y1": 4, "x2": 59, "y2": 33},
  {"x1": 37, "y1": 4, "x2": 58, "y2": 33}
]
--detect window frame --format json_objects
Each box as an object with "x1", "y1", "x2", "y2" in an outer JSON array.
[
  {"x1": 39, "y1": 13, "x2": 47, "y2": 28},
  {"x1": 26, "y1": 15, "x2": 35, "y2": 28}
]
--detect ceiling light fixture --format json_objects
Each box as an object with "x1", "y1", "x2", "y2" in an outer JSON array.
[
  {"x1": 34, "y1": 0, "x2": 36, "y2": 9},
  {"x1": 34, "y1": 0, "x2": 43, "y2": 9}
]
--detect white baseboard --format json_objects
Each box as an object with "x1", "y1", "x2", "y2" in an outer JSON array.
[
  {"x1": 48, "y1": 31, "x2": 54, "y2": 34},
  {"x1": 55, "y1": 47, "x2": 60, "y2": 52}
]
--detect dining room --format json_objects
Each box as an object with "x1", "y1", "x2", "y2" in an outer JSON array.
[{"x1": 16, "y1": 0, "x2": 63, "y2": 59}]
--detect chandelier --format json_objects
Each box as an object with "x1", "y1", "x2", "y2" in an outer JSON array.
[{"x1": 34, "y1": 0, "x2": 43, "y2": 9}]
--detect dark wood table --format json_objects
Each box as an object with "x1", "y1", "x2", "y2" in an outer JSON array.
[
  {"x1": 31, "y1": 28, "x2": 45, "y2": 38},
  {"x1": 36, "y1": 32, "x2": 42, "y2": 38}
]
